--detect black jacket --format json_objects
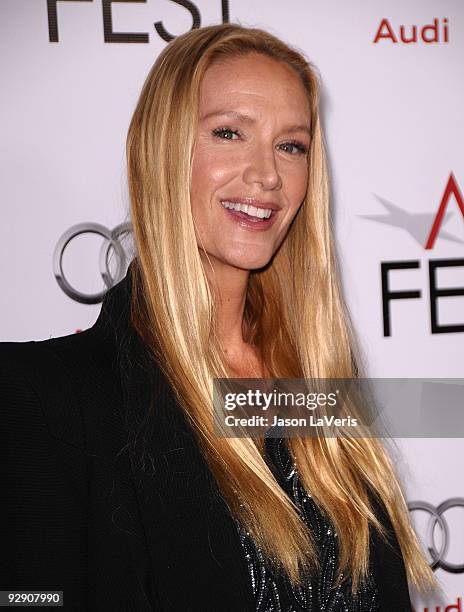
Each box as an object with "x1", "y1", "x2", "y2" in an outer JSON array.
[{"x1": 0, "y1": 267, "x2": 412, "y2": 611}]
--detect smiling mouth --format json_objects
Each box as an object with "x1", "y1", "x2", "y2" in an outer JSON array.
[
  {"x1": 220, "y1": 200, "x2": 274, "y2": 220},
  {"x1": 219, "y1": 199, "x2": 278, "y2": 231}
]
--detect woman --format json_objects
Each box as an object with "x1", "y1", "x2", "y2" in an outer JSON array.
[{"x1": 0, "y1": 23, "x2": 437, "y2": 611}]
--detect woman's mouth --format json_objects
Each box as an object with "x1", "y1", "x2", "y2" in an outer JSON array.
[{"x1": 220, "y1": 200, "x2": 278, "y2": 231}]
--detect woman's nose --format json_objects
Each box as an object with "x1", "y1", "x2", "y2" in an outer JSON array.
[{"x1": 242, "y1": 144, "x2": 282, "y2": 190}]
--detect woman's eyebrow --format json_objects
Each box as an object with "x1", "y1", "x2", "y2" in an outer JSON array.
[
  {"x1": 200, "y1": 109, "x2": 311, "y2": 135},
  {"x1": 201, "y1": 109, "x2": 255, "y2": 123}
]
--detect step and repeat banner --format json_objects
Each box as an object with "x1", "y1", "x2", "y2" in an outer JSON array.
[{"x1": 1, "y1": 1, "x2": 462, "y2": 608}]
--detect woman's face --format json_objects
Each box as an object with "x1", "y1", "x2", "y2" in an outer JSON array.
[{"x1": 191, "y1": 52, "x2": 311, "y2": 272}]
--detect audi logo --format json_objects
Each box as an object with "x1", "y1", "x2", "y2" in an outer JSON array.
[
  {"x1": 408, "y1": 497, "x2": 464, "y2": 573},
  {"x1": 53, "y1": 222, "x2": 132, "y2": 304}
]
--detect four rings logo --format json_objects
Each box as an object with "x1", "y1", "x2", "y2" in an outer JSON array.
[
  {"x1": 408, "y1": 498, "x2": 464, "y2": 573},
  {"x1": 53, "y1": 222, "x2": 132, "y2": 304}
]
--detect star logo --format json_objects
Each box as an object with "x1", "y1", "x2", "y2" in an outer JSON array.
[{"x1": 358, "y1": 173, "x2": 464, "y2": 249}]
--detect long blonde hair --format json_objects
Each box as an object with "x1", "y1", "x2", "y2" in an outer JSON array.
[{"x1": 126, "y1": 23, "x2": 436, "y2": 594}]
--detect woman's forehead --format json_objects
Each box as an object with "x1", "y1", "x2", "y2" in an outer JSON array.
[
  {"x1": 202, "y1": 53, "x2": 302, "y2": 90},
  {"x1": 199, "y1": 55, "x2": 311, "y2": 122}
]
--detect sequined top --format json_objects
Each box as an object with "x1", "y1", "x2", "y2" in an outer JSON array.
[{"x1": 235, "y1": 434, "x2": 380, "y2": 612}]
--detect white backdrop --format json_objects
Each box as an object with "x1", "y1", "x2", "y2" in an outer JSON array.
[{"x1": 1, "y1": 1, "x2": 462, "y2": 607}]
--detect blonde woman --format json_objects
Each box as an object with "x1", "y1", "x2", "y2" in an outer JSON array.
[{"x1": 1, "y1": 23, "x2": 436, "y2": 611}]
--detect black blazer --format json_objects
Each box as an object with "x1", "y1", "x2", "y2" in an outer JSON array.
[{"x1": 0, "y1": 267, "x2": 412, "y2": 611}]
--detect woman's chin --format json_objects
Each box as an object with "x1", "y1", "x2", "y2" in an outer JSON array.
[
  {"x1": 227, "y1": 253, "x2": 272, "y2": 272},
  {"x1": 198, "y1": 247, "x2": 273, "y2": 272}
]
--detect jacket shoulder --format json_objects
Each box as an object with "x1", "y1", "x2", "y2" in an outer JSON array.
[
  {"x1": 0, "y1": 334, "x2": 91, "y2": 597},
  {"x1": 0, "y1": 328, "x2": 106, "y2": 449},
  {"x1": 0, "y1": 327, "x2": 100, "y2": 371}
]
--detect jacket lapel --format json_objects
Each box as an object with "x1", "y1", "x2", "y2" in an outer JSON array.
[{"x1": 91, "y1": 266, "x2": 255, "y2": 610}]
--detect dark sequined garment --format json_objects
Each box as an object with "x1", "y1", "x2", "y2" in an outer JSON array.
[{"x1": 235, "y1": 434, "x2": 380, "y2": 612}]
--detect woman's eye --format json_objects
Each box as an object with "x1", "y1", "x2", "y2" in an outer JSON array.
[
  {"x1": 212, "y1": 127, "x2": 240, "y2": 140},
  {"x1": 280, "y1": 141, "x2": 308, "y2": 156}
]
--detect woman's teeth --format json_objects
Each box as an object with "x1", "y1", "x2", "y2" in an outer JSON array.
[{"x1": 220, "y1": 201, "x2": 272, "y2": 219}]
